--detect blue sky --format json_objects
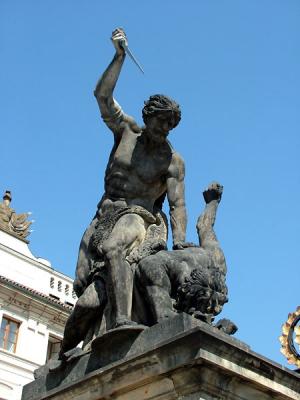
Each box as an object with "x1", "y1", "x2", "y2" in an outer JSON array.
[{"x1": 1, "y1": 1, "x2": 300, "y2": 367}]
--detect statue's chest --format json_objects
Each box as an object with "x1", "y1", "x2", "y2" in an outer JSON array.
[
  {"x1": 134, "y1": 152, "x2": 168, "y2": 183},
  {"x1": 113, "y1": 135, "x2": 169, "y2": 183}
]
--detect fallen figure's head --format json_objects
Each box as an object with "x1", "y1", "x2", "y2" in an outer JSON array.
[{"x1": 175, "y1": 263, "x2": 228, "y2": 323}]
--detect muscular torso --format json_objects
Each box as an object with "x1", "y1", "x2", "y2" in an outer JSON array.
[{"x1": 101, "y1": 126, "x2": 173, "y2": 213}]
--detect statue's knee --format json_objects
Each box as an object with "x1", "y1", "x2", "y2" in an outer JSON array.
[
  {"x1": 76, "y1": 293, "x2": 93, "y2": 310},
  {"x1": 102, "y1": 240, "x2": 121, "y2": 261},
  {"x1": 75, "y1": 298, "x2": 100, "y2": 316},
  {"x1": 75, "y1": 282, "x2": 103, "y2": 310}
]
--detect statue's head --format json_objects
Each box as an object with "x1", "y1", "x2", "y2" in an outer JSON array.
[
  {"x1": 142, "y1": 95, "x2": 181, "y2": 136},
  {"x1": 175, "y1": 267, "x2": 228, "y2": 323}
]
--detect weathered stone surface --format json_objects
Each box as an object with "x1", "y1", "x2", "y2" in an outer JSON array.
[{"x1": 22, "y1": 314, "x2": 300, "y2": 400}]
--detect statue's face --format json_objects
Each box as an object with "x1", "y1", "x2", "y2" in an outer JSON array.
[{"x1": 145, "y1": 113, "x2": 175, "y2": 143}]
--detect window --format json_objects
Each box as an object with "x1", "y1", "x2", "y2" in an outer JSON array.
[
  {"x1": 72, "y1": 290, "x2": 77, "y2": 299},
  {"x1": 47, "y1": 336, "x2": 62, "y2": 361},
  {"x1": 57, "y1": 281, "x2": 62, "y2": 292},
  {"x1": 65, "y1": 284, "x2": 69, "y2": 296},
  {"x1": 0, "y1": 316, "x2": 20, "y2": 353},
  {"x1": 50, "y1": 277, "x2": 55, "y2": 289}
]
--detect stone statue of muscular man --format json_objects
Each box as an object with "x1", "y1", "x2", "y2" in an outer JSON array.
[{"x1": 59, "y1": 28, "x2": 193, "y2": 357}]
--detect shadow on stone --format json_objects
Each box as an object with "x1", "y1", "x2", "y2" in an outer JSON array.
[{"x1": 86, "y1": 325, "x2": 145, "y2": 373}]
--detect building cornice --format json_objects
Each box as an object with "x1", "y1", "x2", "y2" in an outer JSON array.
[{"x1": 0, "y1": 275, "x2": 73, "y2": 312}]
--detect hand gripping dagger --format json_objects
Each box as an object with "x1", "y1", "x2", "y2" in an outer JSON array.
[{"x1": 120, "y1": 39, "x2": 144, "y2": 74}]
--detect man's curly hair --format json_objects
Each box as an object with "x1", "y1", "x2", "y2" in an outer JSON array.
[{"x1": 142, "y1": 94, "x2": 181, "y2": 129}]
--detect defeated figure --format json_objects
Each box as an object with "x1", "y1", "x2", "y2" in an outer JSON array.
[{"x1": 136, "y1": 182, "x2": 230, "y2": 326}]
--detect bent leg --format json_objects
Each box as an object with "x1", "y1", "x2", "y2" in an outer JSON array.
[
  {"x1": 59, "y1": 279, "x2": 106, "y2": 358},
  {"x1": 102, "y1": 214, "x2": 147, "y2": 329},
  {"x1": 73, "y1": 216, "x2": 98, "y2": 297}
]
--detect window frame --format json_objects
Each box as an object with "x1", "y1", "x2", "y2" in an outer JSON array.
[
  {"x1": 46, "y1": 335, "x2": 62, "y2": 361},
  {"x1": 0, "y1": 315, "x2": 20, "y2": 353}
]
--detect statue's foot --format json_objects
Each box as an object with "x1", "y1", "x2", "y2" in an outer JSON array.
[
  {"x1": 48, "y1": 358, "x2": 65, "y2": 373},
  {"x1": 64, "y1": 347, "x2": 86, "y2": 361},
  {"x1": 38, "y1": 347, "x2": 86, "y2": 376},
  {"x1": 113, "y1": 318, "x2": 138, "y2": 329},
  {"x1": 203, "y1": 182, "x2": 223, "y2": 204},
  {"x1": 50, "y1": 347, "x2": 85, "y2": 370}
]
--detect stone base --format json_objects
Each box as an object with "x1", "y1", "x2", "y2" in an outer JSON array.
[{"x1": 22, "y1": 314, "x2": 300, "y2": 400}]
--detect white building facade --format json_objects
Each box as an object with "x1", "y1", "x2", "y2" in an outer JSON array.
[{"x1": 0, "y1": 192, "x2": 75, "y2": 400}]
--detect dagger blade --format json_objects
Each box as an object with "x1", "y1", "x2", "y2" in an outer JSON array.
[{"x1": 120, "y1": 41, "x2": 144, "y2": 74}]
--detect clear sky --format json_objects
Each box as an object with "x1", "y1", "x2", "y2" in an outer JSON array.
[{"x1": 1, "y1": 1, "x2": 299, "y2": 368}]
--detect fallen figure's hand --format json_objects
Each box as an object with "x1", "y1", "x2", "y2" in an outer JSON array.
[{"x1": 173, "y1": 241, "x2": 198, "y2": 250}]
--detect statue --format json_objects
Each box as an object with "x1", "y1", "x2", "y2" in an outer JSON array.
[
  {"x1": 0, "y1": 191, "x2": 32, "y2": 239},
  {"x1": 57, "y1": 29, "x2": 235, "y2": 363},
  {"x1": 58, "y1": 28, "x2": 194, "y2": 359}
]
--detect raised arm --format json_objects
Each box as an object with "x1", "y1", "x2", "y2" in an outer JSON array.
[
  {"x1": 166, "y1": 153, "x2": 189, "y2": 249},
  {"x1": 94, "y1": 28, "x2": 139, "y2": 136}
]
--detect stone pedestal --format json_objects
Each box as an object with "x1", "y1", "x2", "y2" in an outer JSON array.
[{"x1": 22, "y1": 314, "x2": 300, "y2": 400}]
